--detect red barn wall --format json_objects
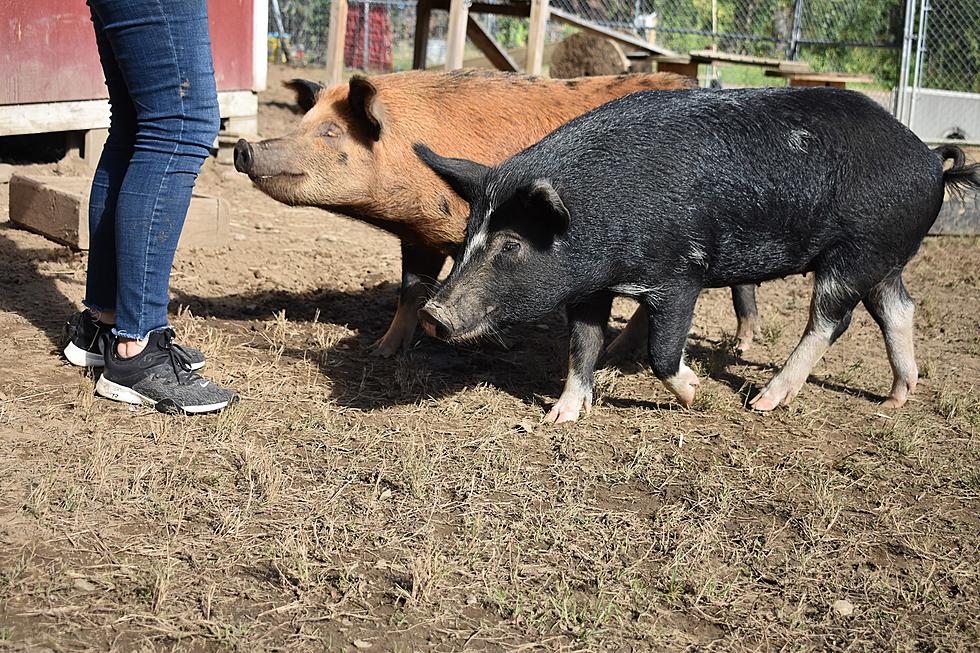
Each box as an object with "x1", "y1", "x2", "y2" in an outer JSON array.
[{"x1": 0, "y1": 0, "x2": 254, "y2": 106}]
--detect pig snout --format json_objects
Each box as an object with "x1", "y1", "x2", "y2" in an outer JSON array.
[
  {"x1": 232, "y1": 138, "x2": 305, "y2": 180},
  {"x1": 418, "y1": 304, "x2": 452, "y2": 340},
  {"x1": 233, "y1": 139, "x2": 254, "y2": 174}
]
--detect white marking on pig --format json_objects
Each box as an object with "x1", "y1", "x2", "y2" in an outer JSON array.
[
  {"x1": 458, "y1": 178, "x2": 501, "y2": 266},
  {"x1": 547, "y1": 373, "x2": 593, "y2": 423},
  {"x1": 689, "y1": 242, "x2": 709, "y2": 268},
  {"x1": 611, "y1": 283, "x2": 666, "y2": 304},
  {"x1": 662, "y1": 359, "x2": 699, "y2": 407},
  {"x1": 788, "y1": 129, "x2": 811, "y2": 153},
  {"x1": 461, "y1": 230, "x2": 487, "y2": 266},
  {"x1": 815, "y1": 273, "x2": 854, "y2": 312}
]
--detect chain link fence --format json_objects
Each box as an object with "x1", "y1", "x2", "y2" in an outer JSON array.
[
  {"x1": 917, "y1": 0, "x2": 980, "y2": 93},
  {"x1": 268, "y1": 0, "x2": 979, "y2": 119}
]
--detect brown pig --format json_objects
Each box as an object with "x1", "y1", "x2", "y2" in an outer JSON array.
[{"x1": 234, "y1": 70, "x2": 760, "y2": 356}]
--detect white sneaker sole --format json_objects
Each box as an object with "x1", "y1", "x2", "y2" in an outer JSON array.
[
  {"x1": 65, "y1": 342, "x2": 205, "y2": 370},
  {"x1": 64, "y1": 342, "x2": 103, "y2": 367},
  {"x1": 95, "y1": 376, "x2": 232, "y2": 414}
]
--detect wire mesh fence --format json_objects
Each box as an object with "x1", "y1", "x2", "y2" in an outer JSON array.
[
  {"x1": 917, "y1": 0, "x2": 980, "y2": 93},
  {"x1": 268, "y1": 0, "x2": 980, "y2": 102}
]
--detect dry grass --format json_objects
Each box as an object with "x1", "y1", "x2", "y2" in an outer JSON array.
[{"x1": 1, "y1": 114, "x2": 979, "y2": 651}]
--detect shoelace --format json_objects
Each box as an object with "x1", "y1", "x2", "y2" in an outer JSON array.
[{"x1": 158, "y1": 330, "x2": 203, "y2": 385}]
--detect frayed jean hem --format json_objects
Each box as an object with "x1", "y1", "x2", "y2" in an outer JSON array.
[{"x1": 111, "y1": 325, "x2": 170, "y2": 340}]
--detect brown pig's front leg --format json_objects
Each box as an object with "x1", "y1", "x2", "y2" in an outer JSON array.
[
  {"x1": 545, "y1": 293, "x2": 614, "y2": 424},
  {"x1": 371, "y1": 242, "x2": 446, "y2": 357}
]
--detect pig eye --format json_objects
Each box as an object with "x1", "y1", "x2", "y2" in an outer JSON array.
[
  {"x1": 319, "y1": 123, "x2": 341, "y2": 138},
  {"x1": 501, "y1": 240, "x2": 521, "y2": 253}
]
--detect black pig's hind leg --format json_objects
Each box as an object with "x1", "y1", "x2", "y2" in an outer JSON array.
[
  {"x1": 646, "y1": 285, "x2": 701, "y2": 407},
  {"x1": 732, "y1": 284, "x2": 763, "y2": 352},
  {"x1": 863, "y1": 274, "x2": 917, "y2": 408},
  {"x1": 546, "y1": 293, "x2": 613, "y2": 424},
  {"x1": 751, "y1": 270, "x2": 860, "y2": 411}
]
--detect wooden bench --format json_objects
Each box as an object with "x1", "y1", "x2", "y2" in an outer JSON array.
[
  {"x1": 652, "y1": 49, "x2": 810, "y2": 80},
  {"x1": 764, "y1": 70, "x2": 876, "y2": 88}
]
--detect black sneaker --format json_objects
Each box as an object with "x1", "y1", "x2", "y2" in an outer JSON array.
[
  {"x1": 63, "y1": 310, "x2": 205, "y2": 370},
  {"x1": 95, "y1": 329, "x2": 237, "y2": 414}
]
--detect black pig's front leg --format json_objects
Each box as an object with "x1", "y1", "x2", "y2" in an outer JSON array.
[
  {"x1": 646, "y1": 285, "x2": 701, "y2": 407},
  {"x1": 545, "y1": 293, "x2": 614, "y2": 424}
]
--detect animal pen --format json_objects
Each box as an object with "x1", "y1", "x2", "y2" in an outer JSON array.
[{"x1": 276, "y1": 0, "x2": 979, "y2": 142}]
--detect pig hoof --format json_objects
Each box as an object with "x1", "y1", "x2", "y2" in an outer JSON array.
[
  {"x1": 734, "y1": 321, "x2": 762, "y2": 354},
  {"x1": 735, "y1": 336, "x2": 754, "y2": 354},
  {"x1": 370, "y1": 337, "x2": 404, "y2": 358},
  {"x1": 881, "y1": 378, "x2": 916, "y2": 409},
  {"x1": 544, "y1": 395, "x2": 591, "y2": 424},
  {"x1": 663, "y1": 366, "x2": 700, "y2": 408},
  {"x1": 749, "y1": 380, "x2": 797, "y2": 412}
]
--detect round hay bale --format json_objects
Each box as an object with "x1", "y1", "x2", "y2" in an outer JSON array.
[{"x1": 549, "y1": 31, "x2": 629, "y2": 78}]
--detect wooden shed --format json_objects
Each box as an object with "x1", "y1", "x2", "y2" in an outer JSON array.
[{"x1": 0, "y1": 0, "x2": 267, "y2": 160}]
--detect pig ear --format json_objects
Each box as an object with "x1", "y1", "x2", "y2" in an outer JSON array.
[
  {"x1": 348, "y1": 75, "x2": 384, "y2": 140},
  {"x1": 413, "y1": 144, "x2": 489, "y2": 204},
  {"x1": 283, "y1": 79, "x2": 323, "y2": 113},
  {"x1": 521, "y1": 180, "x2": 570, "y2": 234}
]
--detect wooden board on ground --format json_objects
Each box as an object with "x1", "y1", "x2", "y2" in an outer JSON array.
[
  {"x1": 9, "y1": 174, "x2": 230, "y2": 251},
  {"x1": 931, "y1": 192, "x2": 980, "y2": 235}
]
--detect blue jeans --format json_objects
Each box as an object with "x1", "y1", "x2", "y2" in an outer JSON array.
[{"x1": 84, "y1": 0, "x2": 220, "y2": 340}]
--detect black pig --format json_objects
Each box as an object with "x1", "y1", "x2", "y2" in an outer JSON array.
[{"x1": 414, "y1": 87, "x2": 979, "y2": 423}]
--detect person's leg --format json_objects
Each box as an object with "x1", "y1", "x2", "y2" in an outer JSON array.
[
  {"x1": 86, "y1": 0, "x2": 234, "y2": 413},
  {"x1": 88, "y1": 0, "x2": 220, "y2": 349},
  {"x1": 82, "y1": 3, "x2": 138, "y2": 324}
]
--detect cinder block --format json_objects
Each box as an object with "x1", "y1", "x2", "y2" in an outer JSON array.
[
  {"x1": 0, "y1": 163, "x2": 13, "y2": 184},
  {"x1": 9, "y1": 174, "x2": 229, "y2": 250}
]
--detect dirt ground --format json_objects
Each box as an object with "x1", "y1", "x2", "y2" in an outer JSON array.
[{"x1": 1, "y1": 65, "x2": 979, "y2": 651}]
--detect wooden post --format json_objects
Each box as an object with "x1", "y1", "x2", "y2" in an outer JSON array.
[
  {"x1": 252, "y1": 0, "x2": 269, "y2": 91},
  {"x1": 445, "y1": 0, "x2": 469, "y2": 69},
  {"x1": 413, "y1": 0, "x2": 432, "y2": 69},
  {"x1": 525, "y1": 0, "x2": 549, "y2": 75},
  {"x1": 325, "y1": 0, "x2": 349, "y2": 85}
]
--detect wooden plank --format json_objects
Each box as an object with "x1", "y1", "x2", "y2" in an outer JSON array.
[
  {"x1": 657, "y1": 60, "x2": 698, "y2": 79},
  {"x1": 431, "y1": 1, "x2": 531, "y2": 17},
  {"x1": 0, "y1": 100, "x2": 109, "y2": 136},
  {"x1": 525, "y1": 0, "x2": 549, "y2": 75},
  {"x1": 413, "y1": 0, "x2": 433, "y2": 69},
  {"x1": 688, "y1": 49, "x2": 810, "y2": 72},
  {"x1": 445, "y1": 0, "x2": 470, "y2": 69},
  {"x1": 548, "y1": 8, "x2": 677, "y2": 57},
  {"x1": 325, "y1": 0, "x2": 349, "y2": 85},
  {"x1": 765, "y1": 70, "x2": 874, "y2": 84},
  {"x1": 466, "y1": 17, "x2": 519, "y2": 72},
  {"x1": 9, "y1": 174, "x2": 230, "y2": 251},
  {"x1": 0, "y1": 91, "x2": 257, "y2": 137}
]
